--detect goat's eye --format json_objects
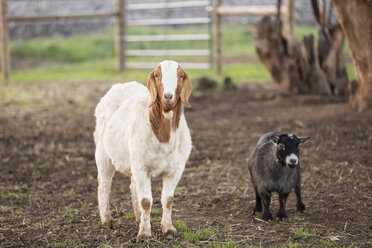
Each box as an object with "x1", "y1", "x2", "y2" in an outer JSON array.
[
  {"x1": 154, "y1": 74, "x2": 158, "y2": 78},
  {"x1": 278, "y1": 144, "x2": 285, "y2": 150},
  {"x1": 180, "y1": 75, "x2": 184, "y2": 80}
]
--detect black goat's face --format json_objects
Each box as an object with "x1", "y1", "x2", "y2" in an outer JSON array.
[{"x1": 270, "y1": 134, "x2": 311, "y2": 168}]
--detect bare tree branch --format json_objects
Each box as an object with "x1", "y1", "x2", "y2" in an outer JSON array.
[
  {"x1": 327, "y1": 0, "x2": 333, "y2": 26},
  {"x1": 276, "y1": 0, "x2": 282, "y2": 31},
  {"x1": 310, "y1": 0, "x2": 321, "y2": 27}
]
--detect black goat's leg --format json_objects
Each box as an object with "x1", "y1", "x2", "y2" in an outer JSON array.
[
  {"x1": 260, "y1": 190, "x2": 272, "y2": 221},
  {"x1": 276, "y1": 193, "x2": 289, "y2": 220},
  {"x1": 252, "y1": 187, "x2": 263, "y2": 215},
  {"x1": 294, "y1": 184, "x2": 306, "y2": 212}
]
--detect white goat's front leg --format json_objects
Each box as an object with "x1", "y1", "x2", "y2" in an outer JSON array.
[
  {"x1": 132, "y1": 169, "x2": 153, "y2": 242},
  {"x1": 96, "y1": 144, "x2": 115, "y2": 229},
  {"x1": 161, "y1": 171, "x2": 183, "y2": 239},
  {"x1": 130, "y1": 176, "x2": 141, "y2": 223}
]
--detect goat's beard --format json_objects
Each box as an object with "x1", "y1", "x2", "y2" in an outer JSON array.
[
  {"x1": 162, "y1": 104, "x2": 173, "y2": 112},
  {"x1": 287, "y1": 163, "x2": 296, "y2": 169},
  {"x1": 161, "y1": 98, "x2": 179, "y2": 112}
]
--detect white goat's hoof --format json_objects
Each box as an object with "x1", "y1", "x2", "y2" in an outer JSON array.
[
  {"x1": 136, "y1": 232, "x2": 152, "y2": 242},
  {"x1": 101, "y1": 216, "x2": 114, "y2": 229},
  {"x1": 162, "y1": 224, "x2": 177, "y2": 239}
]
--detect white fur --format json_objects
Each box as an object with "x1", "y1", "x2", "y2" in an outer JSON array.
[
  {"x1": 164, "y1": 110, "x2": 173, "y2": 120},
  {"x1": 160, "y1": 60, "x2": 179, "y2": 100},
  {"x1": 285, "y1": 153, "x2": 298, "y2": 165},
  {"x1": 94, "y1": 80, "x2": 192, "y2": 239}
]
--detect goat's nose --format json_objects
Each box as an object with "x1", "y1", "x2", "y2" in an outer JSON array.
[
  {"x1": 290, "y1": 158, "x2": 297, "y2": 164},
  {"x1": 164, "y1": 93, "x2": 173, "y2": 101}
]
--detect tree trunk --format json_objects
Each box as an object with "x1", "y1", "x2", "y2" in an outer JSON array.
[
  {"x1": 252, "y1": 1, "x2": 349, "y2": 97},
  {"x1": 318, "y1": 24, "x2": 348, "y2": 95},
  {"x1": 331, "y1": 0, "x2": 372, "y2": 111},
  {"x1": 252, "y1": 16, "x2": 331, "y2": 95},
  {"x1": 311, "y1": 0, "x2": 349, "y2": 96},
  {"x1": 300, "y1": 34, "x2": 331, "y2": 95},
  {"x1": 253, "y1": 17, "x2": 299, "y2": 94}
]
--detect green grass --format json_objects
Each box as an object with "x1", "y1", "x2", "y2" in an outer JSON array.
[
  {"x1": 33, "y1": 222, "x2": 42, "y2": 228},
  {"x1": 173, "y1": 220, "x2": 191, "y2": 232},
  {"x1": 319, "y1": 240, "x2": 360, "y2": 248},
  {"x1": 287, "y1": 241, "x2": 302, "y2": 248},
  {"x1": 224, "y1": 62, "x2": 270, "y2": 83},
  {"x1": 53, "y1": 241, "x2": 67, "y2": 247},
  {"x1": 124, "y1": 212, "x2": 135, "y2": 220},
  {"x1": 211, "y1": 239, "x2": 237, "y2": 248},
  {"x1": 52, "y1": 240, "x2": 83, "y2": 248},
  {"x1": 14, "y1": 209, "x2": 23, "y2": 216},
  {"x1": 346, "y1": 64, "x2": 355, "y2": 80},
  {"x1": 150, "y1": 209, "x2": 160, "y2": 218},
  {"x1": 293, "y1": 227, "x2": 318, "y2": 239},
  {"x1": 230, "y1": 205, "x2": 238, "y2": 211},
  {"x1": 8, "y1": 59, "x2": 269, "y2": 84},
  {"x1": 6, "y1": 25, "x2": 354, "y2": 84},
  {"x1": 294, "y1": 26, "x2": 318, "y2": 41},
  {"x1": 174, "y1": 186, "x2": 187, "y2": 193},
  {"x1": 183, "y1": 226, "x2": 215, "y2": 243},
  {"x1": 320, "y1": 240, "x2": 338, "y2": 247},
  {"x1": 173, "y1": 221, "x2": 215, "y2": 243},
  {"x1": 11, "y1": 32, "x2": 114, "y2": 63},
  {"x1": 62, "y1": 188, "x2": 75, "y2": 198},
  {"x1": 223, "y1": 25, "x2": 255, "y2": 57},
  {"x1": 270, "y1": 241, "x2": 302, "y2": 248}
]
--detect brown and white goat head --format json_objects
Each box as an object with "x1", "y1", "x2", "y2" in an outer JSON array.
[
  {"x1": 147, "y1": 60, "x2": 192, "y2": 111},
  {"x1": 147, "y1": 60, "x2": 192, "y2": 143}
]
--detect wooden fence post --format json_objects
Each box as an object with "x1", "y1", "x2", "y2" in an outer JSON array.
[
  {"x1": 0, "y1": 0, "x2": 10, "y2": 83},
  {"x1": 285, "y1": 0, "x2": 295, "y2": 33},
  {"x1": 214, "y1": 0, "x2": 222, "y2": 75},
  {"x1": 115, "y1": 0, "x2": 124, "y2": 71}
]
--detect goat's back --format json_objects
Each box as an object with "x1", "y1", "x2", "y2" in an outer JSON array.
[
  {"x1": 248, "y1": 132, "x2": 277, "y2": 169},
  {"x1": 94, "y1": 82, "x2": 149, "y2": 144}
]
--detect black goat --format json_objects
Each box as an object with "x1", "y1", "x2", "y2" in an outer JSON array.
[{"x1": 248, "y1": 132, "x2": 310, "y2": 221}]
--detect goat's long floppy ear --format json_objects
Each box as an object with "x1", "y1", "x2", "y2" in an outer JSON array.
[
  {"x1": 299, "y1": 136, "x2": 311, "y2": 145},
  {"x1": 180, "y1": 71, "x2": 192, "y2": 108},
  {"x1": 147, "y1": 69, "x2": 157, "y2": 107},
  {"x1": 270, "y1": 134, "x2": 280, "y2": 144}
]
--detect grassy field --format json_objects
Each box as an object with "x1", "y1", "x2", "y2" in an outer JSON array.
[{"x1": 8, "y1": 24, "x2": 354, "y2": 84}]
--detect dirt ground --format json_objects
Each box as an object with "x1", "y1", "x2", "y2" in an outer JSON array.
[{"x1": 0, "y1": 81, "x2": 371, "y2": 248}]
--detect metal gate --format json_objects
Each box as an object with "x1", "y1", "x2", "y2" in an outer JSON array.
[{"x1": 122, "y1": 0, "x2": 212, "y2": 70}]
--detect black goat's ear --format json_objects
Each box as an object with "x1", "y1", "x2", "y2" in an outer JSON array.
[
  {"x1": 299, "y1": 136, "x2": 311, "y2": 145},
  {"x1": 270, "y1": 135, "x2": 280, "y2": 144}
]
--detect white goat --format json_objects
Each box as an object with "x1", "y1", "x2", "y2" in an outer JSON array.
[{"x1": 94, "y1": 60, "x2": 192, "y2": 241}]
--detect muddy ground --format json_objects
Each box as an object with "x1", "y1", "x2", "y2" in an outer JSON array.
[{"x1": 0, "y1": 81, "x2": 371, "y2": 247}]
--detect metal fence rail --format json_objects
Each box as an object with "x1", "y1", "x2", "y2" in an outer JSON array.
[
  {"x1": 126, "y1": 1, "x2": 209, "y2": 10},
  {"x1": 126, "y1": 49, "x2": 210, "y2": 56},
  {"x1": 126, "y1": 18, "x2": 211, "y2": 26},
  {"x1": 124, "y1": 34, "x2": 211, "y2": 42},
  {"x1": 123, "y1": 0, "x2": 212, "y2": 70},
  {"x1": 126, "y1": 62, "x2": 210, "y2": 70}
]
